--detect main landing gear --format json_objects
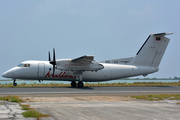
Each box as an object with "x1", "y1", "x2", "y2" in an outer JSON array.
[
  {"x1": 71, "y1": 81, "x2": 84, "y2": 88},
  {"x1": 13, "y1": 79, "x2": 17, "y2": 86},
  {"x1": 78, "y1": 81, "x2": 84, "y2": 88},
  {"x1": 71, "y1": 81, "x2": 76, "y2": 87}
]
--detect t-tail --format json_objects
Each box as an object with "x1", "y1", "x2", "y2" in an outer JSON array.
[{"x1": 132, "y1": 33, "x2": 173, "y2": 68}]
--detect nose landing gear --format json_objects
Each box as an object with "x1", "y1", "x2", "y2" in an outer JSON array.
[{"x1": 13, "y1": 79, "x2": 17, "y2": 86}]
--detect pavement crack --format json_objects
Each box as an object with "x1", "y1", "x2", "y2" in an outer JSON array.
[{"x1": 4, "y1": 101, "x2": 15, "y2": 120}]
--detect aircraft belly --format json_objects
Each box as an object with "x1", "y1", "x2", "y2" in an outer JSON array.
[
  {"x1": 100, "y1": 64, "x2": 159, "y2": 80},
  {"x1": 82, "y1": 68, "x2": 111, "y2": 82}
]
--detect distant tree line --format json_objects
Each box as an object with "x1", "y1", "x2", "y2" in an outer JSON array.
[{"x1": 123, "y1": 76, "x2": 180, "y2": 80}]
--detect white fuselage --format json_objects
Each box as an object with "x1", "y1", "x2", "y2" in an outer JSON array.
[{"x1": 2, "y1": 60, "x2": 158, "y2": 82}]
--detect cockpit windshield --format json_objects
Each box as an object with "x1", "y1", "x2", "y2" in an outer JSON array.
[{"x1": 17, "y1": 64, "x2": 30, "y2": 67}]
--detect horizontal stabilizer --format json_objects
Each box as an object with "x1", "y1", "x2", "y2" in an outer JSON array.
[{"x1": 153, "y1": 33, "x2": 173, "y2": 36}]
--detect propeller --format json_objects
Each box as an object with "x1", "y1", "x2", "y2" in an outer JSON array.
[
  {"x1": 49, "y1": 48, "x2": 56, "y2": 76},
  {"x1": 48, "y1": 51, "x2": 51, "y2": 61}
]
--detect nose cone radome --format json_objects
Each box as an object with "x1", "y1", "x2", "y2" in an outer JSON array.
[
  {"x1": 2, "y1": 71, "x2": 8, "y2": 78},
  {"x1": 2, "y1": 71, "x2": 14, "y2": 78}
]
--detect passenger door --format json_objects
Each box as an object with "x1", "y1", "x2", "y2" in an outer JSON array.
[{"x1": 38, "y1": 63, "x2": 45, "y2": 77}]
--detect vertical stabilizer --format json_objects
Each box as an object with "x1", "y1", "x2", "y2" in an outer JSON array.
[{"x1": 132, "y1": 33, "x2": 172, "y2": 68}]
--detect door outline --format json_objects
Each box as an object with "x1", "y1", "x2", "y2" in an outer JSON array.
[{"x1": 38, "y1": 63, "x2": 45, "y2": 77}]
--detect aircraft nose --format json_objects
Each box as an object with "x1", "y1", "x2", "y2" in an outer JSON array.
[
  {"x1": 2, "y1": 71, "x2": 14, "y2": 78},
  {"x1": 2, "y1": 72, "x2": 8, "y2": 78}
]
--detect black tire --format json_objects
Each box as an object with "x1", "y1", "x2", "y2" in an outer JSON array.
[
  {"x1": 71, "y1": 81, "x2": 76, "y2": 87},
  {"x1": 78, "y1": 81, "x2": 84, "y2": 88},
  {"x1": 13, "y1": 83, "x2": 17, "y2": 86}
]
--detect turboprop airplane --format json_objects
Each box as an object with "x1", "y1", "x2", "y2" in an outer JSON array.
[{"x1": 2, "y1": 33, "x2": 172, "y2": 88}]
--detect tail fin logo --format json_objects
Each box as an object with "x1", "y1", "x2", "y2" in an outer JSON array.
[{"x1": 156, "y1": 37, "x2": 161, "y2": 41}]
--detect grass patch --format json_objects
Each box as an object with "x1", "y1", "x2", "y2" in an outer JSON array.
[
  {"x1": 75, "y1": 97, "x2": 86, "y2": 101},
  {"x1": 169, "y1": 97, "x2": 180, "y2": 100},
  {"x1": 130, "y1": 94, "x2": 180, "y2": 101},
  {"x1": 22, "y1": 110, "x2": 50, "y2": 118},
  {"x1": 20, "y1": 104, "x2": 35, "y2": 110},
  {"x1": 84, "y1": 81, "x2": 180, "y2": 87},
  {"x1": 20, "y1": 104, "x2": 50, "y2": 119},
  {"x1": 177, "y1": 103, "x2": 180, "y2": 105},
  {"x1": 0, "y1": 81, "x2": 180, "y2": 87},
  {"x1": 0, "y1": 95, "x2": 23, "y2": 103}
]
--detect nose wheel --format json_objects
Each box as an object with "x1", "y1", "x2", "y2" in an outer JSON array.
[{"x1": 13, "y1": 79, "x2": 17, "y2": 86}]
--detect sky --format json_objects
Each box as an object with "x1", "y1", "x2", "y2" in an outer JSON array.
[{"x1": 0, "y1": 0, "x2": 180, "y2": 79}]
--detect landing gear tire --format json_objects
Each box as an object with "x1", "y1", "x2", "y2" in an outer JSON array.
[
  {"x1": 78, "y1": 81, "x2": 84, "y2": 88},
  {"x1": 13, "y1": 83, "x2": 17, "y2": 86},
  {"x1": 71, "y1": 81, "x2": 76, "y2": 87},
  {"x1": 13, "y1": 79, "x2": 17, "y2": 86}
]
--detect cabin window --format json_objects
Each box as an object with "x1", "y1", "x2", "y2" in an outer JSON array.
[{"x1": 17, "y1": 64, "x2": 30, "y2": 67}]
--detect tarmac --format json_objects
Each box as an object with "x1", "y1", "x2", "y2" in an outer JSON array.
[
  {"x1": 0, "y1": 86, "x2": 180, "y2": 120},
  {"x1": 0, "y1": 86, "x2": 180, "y2": 95},
  {"x1": 1, "y1": 98, "x2": 180, "y2": 120},
  {"x1": 27, "y1": 100, "x2": 180, "y2": 120}
]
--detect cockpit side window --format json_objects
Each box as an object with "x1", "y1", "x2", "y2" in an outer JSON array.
[
  {"x1": 17, "y1": 64, "x2": 30, "y2": 67},
  {"x1": 17, "y1": 64, "x2": 23, "y2": 67}
]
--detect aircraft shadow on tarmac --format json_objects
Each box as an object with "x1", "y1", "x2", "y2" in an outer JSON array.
[
  {"x1": 9, "y1": 86, "x2": 94, "y2": 89},
  {"x1": 67, "y1": 87, "x2": 94, "y2": 90}
]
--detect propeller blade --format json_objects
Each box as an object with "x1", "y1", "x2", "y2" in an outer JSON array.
[
  {"x1": 53, "y1": 64, "x2": 55, "y2": 76},
  {"x1": 48, "y1": 51, "x2": 51, "y2": 61},
  {"x1": 49, "y1": 48, "x2": 56, "y2": 76},
  {"x1": 53, "y1": 48, "x2": 56, "y2": 65}
]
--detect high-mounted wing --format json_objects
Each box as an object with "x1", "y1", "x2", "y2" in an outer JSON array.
[
  {"x1": 55, "y1": 55, "x2": 103, "y2": 72},
  {"x1": 71, "y1": 55, "x2": 94, "y2": 63}
]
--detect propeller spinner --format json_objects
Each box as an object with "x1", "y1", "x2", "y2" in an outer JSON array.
[{"x1": 49, "y1": 48, "x2": 56, "y2": 76}]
